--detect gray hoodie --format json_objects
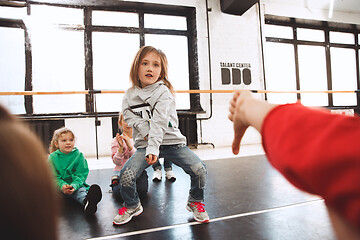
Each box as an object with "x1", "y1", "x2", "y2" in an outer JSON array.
[{"x1": 122, "y1": 80, "x2": 187, "y2": 157}]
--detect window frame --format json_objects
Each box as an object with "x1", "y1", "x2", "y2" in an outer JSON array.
[
  {"x1": 0, "y1": 0, "x2": 202, "y2": 119},
  {"x1": 264, "y1": 16, "x2": 360, "y2": 111}
]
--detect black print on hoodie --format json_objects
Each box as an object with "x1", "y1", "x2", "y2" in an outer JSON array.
[{"x1": 130, "y1": 103, "x2": 153, "y2": 120}]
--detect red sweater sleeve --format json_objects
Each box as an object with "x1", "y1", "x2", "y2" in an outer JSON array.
[{"x1": 261, "y1": 102, "x2": 360, "y2": 229}]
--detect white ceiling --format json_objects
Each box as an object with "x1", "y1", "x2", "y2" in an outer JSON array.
[{"x1": 264, "y1": 0, "x2": 360, "y2": 14}]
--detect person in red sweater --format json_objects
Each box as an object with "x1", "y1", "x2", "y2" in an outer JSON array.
[{"x1": 228, "y1": 90, "x2": 360, "y2": 240}]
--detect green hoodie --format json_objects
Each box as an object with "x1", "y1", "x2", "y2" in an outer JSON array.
[{"x1": 48, "y1": 147, "x2": 90, "y2": 191}]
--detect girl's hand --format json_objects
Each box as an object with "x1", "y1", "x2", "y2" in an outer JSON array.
[
  {"x1": 62, "y1": 184, "x2": 74, "y2": 195},
  {"x1": 146, "y1": 154, "x2": 158, "y2": 165},
  {"x1": 121, "y1": 132, "x2": 130, "y2": 144},
  {"x1": 122, "y1": 132, "x2": 133, "y2": 151},
  {"x1": 116, "y1": 133, "x2": 124, "y2": 153}
]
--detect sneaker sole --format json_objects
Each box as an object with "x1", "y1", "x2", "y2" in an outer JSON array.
[
  {"x1": 186, "y1": 205, "x2": 210, "y2": 223},
  {"x1": 166, "y1": 177, "x2": 176, "y2": 182},
  {"x1": 152, "y1": 178, "x2": 162, "y2": 182},
  {"x1": 113, "y1": 205, "x2": 143, "y2": 225}
]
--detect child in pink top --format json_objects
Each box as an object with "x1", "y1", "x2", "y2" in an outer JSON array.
[{"x1": 110, "y1": 113, "x2": 148, "y2": 202}]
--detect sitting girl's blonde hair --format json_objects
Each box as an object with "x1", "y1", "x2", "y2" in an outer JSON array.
[{"x1": 49, "y1": 127, "x2": 75, "y2": 153}]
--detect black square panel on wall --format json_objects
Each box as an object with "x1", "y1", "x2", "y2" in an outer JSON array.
[
  {"x1": 25, "y1": 119, "x2": 65, "y2": 153},
  {"x1": 220, "y1": 0, "x2": 258, "y2": 16}
]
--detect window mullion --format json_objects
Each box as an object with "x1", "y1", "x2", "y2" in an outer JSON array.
[
  {"x1": 84, "y1": 7, "x2": 94, "y2": 113},
  {"x1": 355, "y1": 30, "x2": 360, "y2": 112},
  {"x1": 293, "y1": 22, "x2": 300, "y2": 100},
  {"x1": 324, "y1": 26, "x2": 334, "y2": 107},
  {"x1": 24, "y1": 25, "x2": 33, "y2": 114},
  {"x1": 139, "y1": 11, "x2": 144, "y2": 47}
]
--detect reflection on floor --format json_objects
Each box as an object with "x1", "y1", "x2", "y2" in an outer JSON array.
[{"x1": 58, "y1": 149, "x2": 336, "y2": 240}]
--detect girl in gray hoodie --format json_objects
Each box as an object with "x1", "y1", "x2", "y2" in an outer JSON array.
[{"x1": 113, "y1": 46, "x2": 209, "y2": 225}]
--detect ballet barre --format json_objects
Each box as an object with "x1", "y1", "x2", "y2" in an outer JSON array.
[{"x1": 0, "y1": 89, "x2": 359, "y2": 95}]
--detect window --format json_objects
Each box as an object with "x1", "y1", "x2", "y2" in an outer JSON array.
[
  {"x1": 264, "y1": 16, "x2": 360, "y2": 110},
  {"x1": 92, "y1": 11, "x2": 139, "y2": 27},
  {"x1": 92, "y1": 11, "x2": 191, "y2": 112},
  {"x1": 264, "y1": 42, "x2": 297, "y2": 104},
  {"x1": 31, "y1": 28, "x2": 86, "y2": 114},
  {"x1": 298, "y1": 45, "x2": 328, "y2": 106},
  {"x1": 297, "y1": 28, "x2": 324, "y2": 42},
  {"x1": 0, "y1": 2, "x2": 199, "y2": 117},
  {"x1": 144, "y1": 14, "x2": 187, "y2": 30},
  {"x1": 145, "y1": 34, "x2": 190, "y2": 109},
  {"x1": 92, "y1": 32, "x2": 139, "y2": 112},
  {"x1": 29, "y1": 5, "x2": 86, "y2": 114},
  {"x1": 0, "y1": 26, "x2": 26, "y2": 114},
  {"x1": 330, "y1": 47, "x2": 357, "y2": 106}
]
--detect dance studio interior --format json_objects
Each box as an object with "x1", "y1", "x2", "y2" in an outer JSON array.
[{"x1": 1, "y1": 0, "x2": 359, "y2": 239}]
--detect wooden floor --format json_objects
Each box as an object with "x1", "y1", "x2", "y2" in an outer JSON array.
[{"x1": 58, "y1": 155, "x2": 336, "y2": 240}]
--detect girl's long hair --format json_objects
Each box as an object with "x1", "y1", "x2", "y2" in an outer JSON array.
[
  {"x1": 118, "y1": 112, "x2": 124, "y2": 134},
  {"x1": 0, "y1": 104, "x2": 59, "y2": 240},
  {"x1": 49, "y1": 127, "x2": 75, "y2": 153},
  {"x1": 129, "y1": 46, "x2": 174, "y2": 95}
]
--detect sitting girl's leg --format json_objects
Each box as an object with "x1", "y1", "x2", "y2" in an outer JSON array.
[
  {"x1": 70, "y1": 186, "x2": 87, "y2": 205},
  {"x1": 71, "y1": 185, "x2": 102, "y2": 215}
]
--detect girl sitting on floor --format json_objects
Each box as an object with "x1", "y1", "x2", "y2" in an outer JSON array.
[
  {"x1": 48, "y1": 127, "x2": 102, "y2": 215},
  {"x1": 110, "y1": 112, "x2": 148, "y2": 201}
]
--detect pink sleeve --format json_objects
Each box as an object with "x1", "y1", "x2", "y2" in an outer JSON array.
[
  {"x1": 111, "y1": 138, "x2": 126, "y2": 170},
  {"x1": 111, "y1": 138, "x2": 136, "y2": 171},
  {"x1": 261, "y1": 103, "x2": 360, "y2": 230}
]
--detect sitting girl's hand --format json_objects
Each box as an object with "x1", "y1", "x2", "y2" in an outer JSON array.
[
  {"x1": 146, "y1": 154, "x2": 158, "y2": 165},
  {"x1": 116, "y1": 133, "x2": 123, "y2": 145},
  {"x1": 122, "y1": 132, "x2": 133, "y2": 151},
  {"x1": 62, "y1": 184, "x2": 74, "y2": 195},
  {"x1": 116, "y1": 133, "x2": 124, "y2": 153}
]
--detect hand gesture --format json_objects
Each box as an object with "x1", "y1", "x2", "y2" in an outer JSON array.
[
  {"x1": 62, "y1": 184, "x2": 74, "y2": 195},
  {"x1": 116, "y1": 133, "x2": 124, "y2": 153},
  {"x1": 228, "y1": 91, "x2": 251, "y2": 155},
  {"x1": 229, "y1": 90, "x2": 276, "y2": 155},
  {"x1": 122, "y1": 132, "x2": 133, "y2": 151},
  {"x1": 146, "y1": 154, "x2": 158, "y2": 165}
]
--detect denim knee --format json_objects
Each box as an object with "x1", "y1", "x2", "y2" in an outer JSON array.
[
  {"x1": 190, "y1": 162, "x2": 207, "y2": 188},
  {"x1": 120, "y1": 166, "x2": 137, "y2": 187}
]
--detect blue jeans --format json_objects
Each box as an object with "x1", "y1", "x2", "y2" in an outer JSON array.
[
  {"x1": 152, "y1": 158, "x2": 173, "y2": 171},
  {"x1": 112, "y1": 170, "x2": 148, "y2": 202},
  {"x1": 120, "y1": 144, "x2": 206, "y2": 208},
  {"x1": 66, "y1": 187, "x2": 87, "y2": 206}
]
